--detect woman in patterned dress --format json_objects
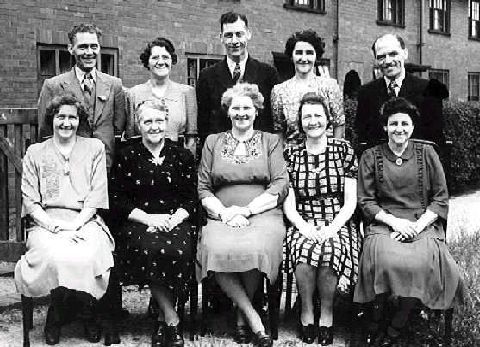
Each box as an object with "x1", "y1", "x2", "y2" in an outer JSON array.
[
  {"x1": 271, "y1": 30, "x2": 345, "y2": 143},
  {"x1": 15, "y1": 95, "x2": 113, "y2": 345},
  {"x1": 197, "y1": 83, "x2": 289, "y2": 347},
  {"x1": 283, "y1": 93, "x2": 361, "y2": 345},
  {"x1": 354, "y1": 98, "x2": 462, "y2": 346},
  {"x1": 110, "y1": 100, "x2": 196, "y2": 347}
]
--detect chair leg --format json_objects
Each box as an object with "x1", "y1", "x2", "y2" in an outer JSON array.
[
  {"x1": 267, "y1": 278, "x2": 281, "y2": 340},
  {"x1": 444, "y1": 308, "x2": 453, "y2": 346},
  {"x1": 200, "y1": 280, "x2": 209, "y2": 336},
  {"x1": 177, "y1": 298, "x2": 185, "y2": 336},
  {"x1": 285, "y1": 271, "x2": 293, "y2": 320},
  {"x1": 21, "y1": 295, "x2": 33, "y2": 347},
  {"x1": 189, "y1": 280, "x2": 198, "y2": 341}
]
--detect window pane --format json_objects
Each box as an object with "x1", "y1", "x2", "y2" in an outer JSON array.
[
  {"x1": 59, "y1": 50, "x2": 73, "y2": 74},
  {"x1": 295, "y1": 0, "x2": 310, "y2": 5},
  {"x1": 384, "y1": 0, "x2": 393, "y2": 21},
  {"x1": 468, "y1": 73, "x2": 480, "y2": 101},
  {"x1": 101, "y1": 53, "x2": 114, "y2": 75},
  {"x1": 39, "y1": 49, "x2": 55, "y2": 76}
]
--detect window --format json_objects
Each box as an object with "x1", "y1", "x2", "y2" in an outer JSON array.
[
  {"x1": 429, "y1": 0, "x2": 450, "y2": 34},
  {"x1": 468, "y1": 72, "x2": 480, "y2": 101},
  {"x1": 429, "y1": 69, "x2": 449, "y2": 89},
  {"x1": 470, "y1": 0, "x2": 480, "y2": 39},
  {"x1": 37, "y1": 45, "x2": 118, "y2": 95},
  {"x1": 283, "y1": 0, "x2": 326, "y2": 14},
  {"x1": 377, "y1": 0, "x2": 405, "y2": 27},
  {"x1": 186, "y1": 55, "x2": 222, "y2": 87}
]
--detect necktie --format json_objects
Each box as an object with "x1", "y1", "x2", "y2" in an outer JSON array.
[
  {"x1": 387, "y1": 80, "x2": 397, "y2": 98},
  {"x1": 83, "y1": 73, "x2": 93, "y2": 95},
  {"x1": 232, "y1": 62, "x2": 241, "y2": 84}
]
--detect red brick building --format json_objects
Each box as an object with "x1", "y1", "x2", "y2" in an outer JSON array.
[{"x1": 1, "y1": 0, "x2": 480, "y2": 107}]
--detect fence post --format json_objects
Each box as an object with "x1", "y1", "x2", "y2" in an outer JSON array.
[{"x1": 0, "y1": 124, "x2": 8, "y2": 240}]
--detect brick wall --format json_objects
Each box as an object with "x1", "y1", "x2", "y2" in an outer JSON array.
[{"x1": 1, "y1": 0, "x2": 479, "y2": 107}]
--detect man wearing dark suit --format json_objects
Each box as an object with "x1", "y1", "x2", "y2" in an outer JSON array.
[
  {"x1": 38, "y1": 23, "x2": 126, "y2": 170},
  {"x1": 356, "y1": 33, "x2": 448, "y2": 149},
  {"x1": 196, "y1": 11, "x2": 280, "y2": 144}
]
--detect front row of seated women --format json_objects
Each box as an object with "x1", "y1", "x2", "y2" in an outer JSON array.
[{"x1": 15, "y1": 85, "x2": 462, "y2": 347}]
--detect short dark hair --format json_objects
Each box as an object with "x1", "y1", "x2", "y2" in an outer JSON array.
[
  {"x1": 220, "y1": 11, "x2": 248, "y2": 31},
  {"x1": 297, "y1": 92, "x2": 330, "y2": 134},
  {"x1": 371, "y1": 34, "x2": 406, "y2": 56},
  {"x1": 380, "y1": 97, "x2": 419, "y2": 126},
  {"x1": 45, "y1": 94, "x2": 89, "y2": 130},
  {"x1": 285, "y1": 30, "x2": 325, "y2": 59},
  {"x1": 139, "y1": 37, "x2": 177, "y2": 69},
  {"x1": 68, "y1": 23, "x2": 102, "y2": 44}
]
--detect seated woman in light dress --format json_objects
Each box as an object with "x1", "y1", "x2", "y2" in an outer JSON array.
[
  {"x1": 15, "y1": 94, "x2": 113, "y2": 345},
  {"x1": 197, "y1": 83, "x2": 289, "y2": 347},
  {"x1": 271, "y1": 30, "x2": 345, "y2": 143},
  {"x1": 125, "y1": 37, "x2": 197, "y2": 154},
  {"x1": 283, "y1": 93, "x2": 361, "y2": 345},
  {"x1": 354, "y1": 97, "x2": 463, "y2": 346},
  {"x1": 110, "y1": 100, "x2": 196, "y2": 347}
]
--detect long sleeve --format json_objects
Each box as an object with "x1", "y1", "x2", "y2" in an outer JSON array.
[
  {"x1": 265, "y1": 133, "x2": 289, "y2": 203},
  {"x1": 424, "y1": 145, "x2": 448, "y2": 220},
  {"x1": 37, "y1": 79, "x2": 54, "y2": 140},
  {"x1": 113, "y1": 78, "x2": 126, "y2": 136},
  {"x1": 357, "y1": 148, "x2": 382, "y2": 223},
  {"x1": 197, "y1": 134, "x2": 217, "y2": 200},
  {"x1": 355, "y1": 86, "x2": 369, "y2": 145},
  {"x1": 196, "y1": 69, "x2": 211, "y2": 140},
  {"x1": 84, "y1": 142, "x2": 109, "y2": 209},
  {"x1": 109, "y1": 150, "x2": 137, "y2": 220},
  {"x1": 184, "y1": 85, "x2": 198, "y2": 136},
  {"x1": 21, "y1": 146, "x2": 42, "y2": 217},
  {"x1": 124, "y1": 88, "x2": 137, "y2": 139},
  {"x1": 271, "y1": 84, "x2": 285, "y2": 134},
  {"x1": 175, "y1": 149, "x2": 197, "y2": 217},
  {"x1": 325, "y1": 78, "x2": 345, "y2": 127}
]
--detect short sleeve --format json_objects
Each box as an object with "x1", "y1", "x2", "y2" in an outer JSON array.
[
  {"x1": 184, "y1": 85, "x2": 198, "y2": 136},
  {"x1": 342, "y1": 141, "x2": 358, "y2": 180},
  {"x1": 325, "y1": 78, "x2": 345, "y2": 127},
  {"x1": 271, "y1": 85, "x2": 285, "y2": 133}
]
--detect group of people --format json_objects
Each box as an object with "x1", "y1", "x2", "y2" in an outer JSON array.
[{"x1": 13, "y1": 9, "x2": 462, "y2": 347}]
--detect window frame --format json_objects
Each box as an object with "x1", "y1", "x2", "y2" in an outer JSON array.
[
  {"x1": 36, "y1": 44, "x2": 119, "y2": 95},
  {"x1": 428, "y1": 68, "x2": 450, "y2": 89},
  {"x1": 429, "y1": 0, "x2": 451, "y2": 35},
  {"x1": 185, "y1": 54, "x2": 223, "y2": 87},
  {"x1": 469, "y1": 0, "x2": 480, "y2": 40},
  {"x1": 377, "y1": 0, "x2": 405, "y2": 28},
  {"x1": 468, "y1": 72, "x2": 480, "y2": 101},
  {"x1": 283, "y1": 0, "x2": 326, "y2": 14}
]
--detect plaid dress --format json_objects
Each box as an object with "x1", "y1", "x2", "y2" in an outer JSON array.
[{"x1": 284, "y1": 138, "x2": 362, "y2": 295}]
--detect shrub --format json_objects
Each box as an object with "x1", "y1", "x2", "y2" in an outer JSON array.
[{"x1": 344, "y1": 98, "x2": 480, "y2": 195}]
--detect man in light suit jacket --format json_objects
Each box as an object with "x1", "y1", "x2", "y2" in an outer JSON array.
[
  {"x1": 355, "y1": 33, "x2": 448, "y2": 149},
  {"x1": 196, "y1": 11, "x2": 280, "y2": 145},
  {"x1": 38, "y1": 23, "x2": 126, "y2": 169}
]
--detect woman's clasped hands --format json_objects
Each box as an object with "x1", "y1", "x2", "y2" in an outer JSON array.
[
  {"x1": 297, "y1": 221, "x2": 338, "y2": 244},
  {"x1": 145, "y1": 213, "x2": 182, "y2": 233},
  {"x1": 389, "y1": 217, "x2": 424, "y2": 242},
  {"x1": 219, "y1": 205, "x2": 251, "y2": 228}
]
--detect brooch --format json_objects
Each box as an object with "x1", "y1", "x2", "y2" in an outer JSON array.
[
  {"x1": 395, "y1": 158, "x2": 403, "y2": 166},
  {"x1": 150, "y1": 156, "x2": 165, "y2": 166}
]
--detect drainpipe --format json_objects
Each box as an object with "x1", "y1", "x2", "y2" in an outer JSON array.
[
  {"x1": 419, "y1": 0, "x2": 424, "y2": 67},
  {"x1": 333, "y1": 0, "x2": 339, "y2": 79}
]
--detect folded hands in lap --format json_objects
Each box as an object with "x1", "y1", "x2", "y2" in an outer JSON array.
[{"x1": 297, "y1": 221, "x2": 338, "y2": 244}]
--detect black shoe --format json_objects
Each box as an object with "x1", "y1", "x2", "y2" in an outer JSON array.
[
  {"x1": 252, "y1": 331, "x2": 272, "y2": 347},
  {"x1": 379, "y1": 326, "x2": 400, "y2": 347},
  {"x1": 234, "y1": 324, "x2": 252, "y2": 344},
  {"x1": 301, "y1": 324, "x2": 316, "y2": 344},
  {"x1": 44, "y1": 306, "x2": 61, "y2": 345},
  {"x1": 104, "y1": 321, "x2": 121, "y2": 346},
  {"x1": 148, "y1": 297, "x2": 160, "y2": 319},
  {"x1": 318, "y1": 326, "x2": 333, "y2": 346},
  {"x1": 84, "y1": 319, "x2": 102, "y2": 343},
  {"x1": 165, "y1": 324, "x2": 184, "y2": 347},
  {"x1": 152, "y1": 321, "x2": 166, "y2": 347}
]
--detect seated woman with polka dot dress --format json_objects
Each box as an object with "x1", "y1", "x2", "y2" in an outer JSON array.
[{"x1": 110, "y1": 100, "x2": 196, "y2": 347}]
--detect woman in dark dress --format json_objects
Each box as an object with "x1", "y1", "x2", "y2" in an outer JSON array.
[
  {"x1": 110, "y1": 100, "x2": 196, "y2": 347},
  {"x1": 283, "y1": 93, "x2": 360, "y2": 345},
  {"x1": 354, "y1": 98, "x2": 462, "y2": 346}
]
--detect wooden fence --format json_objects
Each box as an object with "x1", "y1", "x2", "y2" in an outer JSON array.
[{"x1": 0, "y1": 108, "x2": 38, "y2": 262}]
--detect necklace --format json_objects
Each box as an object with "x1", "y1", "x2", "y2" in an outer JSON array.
[{"x1": 53, "y1": 140, "x2": 75, "y2": 175}]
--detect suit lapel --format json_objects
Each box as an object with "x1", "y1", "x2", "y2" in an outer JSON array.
[
  {"x1": 214, "y1": 58, "x2": 234, "y2": 90},
  {"x1": 60, "y1": 69, "x2": 84, "y2": 102},
  {"x1": 399, "y1": 73, "x2": 415, "y2": 98},
  {"x1": 243, "y1": 57, "x2": 258, "y2": 83},
  {"x1": 93, "y1": 71, "x2": 111, "y2": 125}
]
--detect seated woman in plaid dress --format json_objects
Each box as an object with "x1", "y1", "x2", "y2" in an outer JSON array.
[{"x1": 283, "y1": 93, "x2": 362, "y2": 345}]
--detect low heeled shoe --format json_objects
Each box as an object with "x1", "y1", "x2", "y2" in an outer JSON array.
[
  {"x1": 318, "y1": 326, "x2": 333, "y2": 346},
  {"x1": 252, "y1": 331, "x2": 273, "y2": 347}
]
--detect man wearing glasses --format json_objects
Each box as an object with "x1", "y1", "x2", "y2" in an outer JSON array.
[
  {"x1": 355, "y1": 33, "x2": 448, "y2": 149},
  {"x1": 196, "y1": 11, "x2": 280, "y2": 146}
]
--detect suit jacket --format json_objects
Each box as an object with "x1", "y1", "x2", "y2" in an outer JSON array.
[
  {"x1": 355, "y1": 73, "x2": 448, "y2": 148},
  {"x1": 38, "y1": 68, "x2": 126, "y2": 168},
  {"x1": 196, "y1": 56, "x2": 280, "y2": 142}
]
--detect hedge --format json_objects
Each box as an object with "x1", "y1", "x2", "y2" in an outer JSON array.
[{"x1": 343, "y1": 98, "x2": 480, "y2": 195}]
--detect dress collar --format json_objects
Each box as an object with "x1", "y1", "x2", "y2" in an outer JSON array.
[{"x1": 382, "y1": 141, "x2": 414, "y2": 163}]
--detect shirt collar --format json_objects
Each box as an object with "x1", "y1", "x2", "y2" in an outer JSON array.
[
  {"x1": 382, "y1": 140, "x2": 414, "y2": 162},
  {"x1": 383, "y1": 69, "x2": 405, "y2": 91},
  {"x1": 226, "y1": 52, "x2": 248, "y2": 77},
  {"x1": 75, "y1": 66, "x2": 97, "y2": 84}
]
